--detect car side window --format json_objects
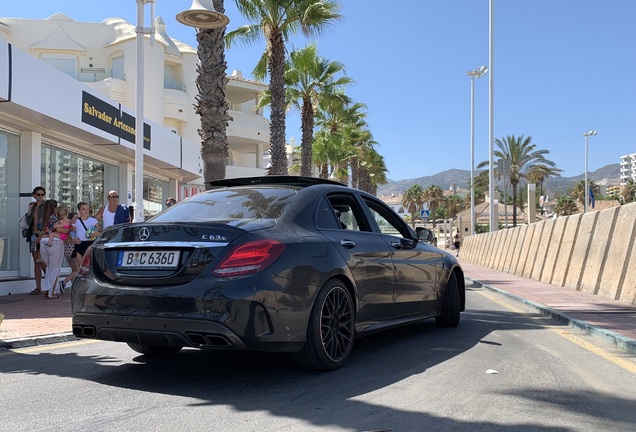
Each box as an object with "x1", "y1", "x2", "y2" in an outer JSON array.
[
  {"x1": 363, "y1": 198, "x2": 410, "y2": 239},
  {"x1": 325, "y1": 194, "x2": 371, "y2": 232},
  {"x1": 314, "y1": 197, "x2": 341, "y2": 229}
]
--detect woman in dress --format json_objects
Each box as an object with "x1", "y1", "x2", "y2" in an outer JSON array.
[{"x1": 39, "y1": 200, "x2": 64, "y2": 298}]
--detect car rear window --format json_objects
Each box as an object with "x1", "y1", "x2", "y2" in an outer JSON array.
[{"x1": 149, "y1": 187, "x2": 296, "y2": 222}]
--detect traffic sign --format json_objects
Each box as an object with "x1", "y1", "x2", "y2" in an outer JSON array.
[{"x1": 420, "y1": 209, "x2": 430, "y2": 219}]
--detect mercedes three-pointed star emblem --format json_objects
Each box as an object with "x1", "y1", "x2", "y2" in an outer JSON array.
[{"x1": 139, "y1": 227, "x2": 150, "y2": 241}]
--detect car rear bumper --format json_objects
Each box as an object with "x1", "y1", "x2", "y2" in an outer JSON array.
[{"x1": 72, "y1": 313, "x2": 306, "y2": 352}]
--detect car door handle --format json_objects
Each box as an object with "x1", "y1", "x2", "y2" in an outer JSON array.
[
  {"x1": 340, "y1": 240, "x2": 356, "y2": 249},
  {"x1": 390, "y1": 240, "x2": 403, "y2": 249}
]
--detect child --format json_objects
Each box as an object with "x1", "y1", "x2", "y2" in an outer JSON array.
[{"x1": 45, "y1": 207, "x2": 71, "y2": 246}]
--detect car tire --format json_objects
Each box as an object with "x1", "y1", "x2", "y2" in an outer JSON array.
[
  {"x1": 435, "y1": 271, "x2": 461, "y2": 327},
  {"x1": 127, "y1": 343, "x2": 183, "y2": 356},
  {"x1": 292, "y1": 279, "x2": 355, "y2": 371}
]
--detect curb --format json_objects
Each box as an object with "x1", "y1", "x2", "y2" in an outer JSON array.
[
  {"x1": 0, "y1": 332, "x2": 77, "y2": 350},
  {"x1": 465, "y1": 277, "x2": 636, "y2": 355}
]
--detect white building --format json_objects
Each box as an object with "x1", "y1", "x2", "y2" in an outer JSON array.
[
  {"x1": 620, "y1": 153, "x2": 636, "y2": 185},
  {"x1": 0, "y1": 13, "x2": 269, "y2": 293}
]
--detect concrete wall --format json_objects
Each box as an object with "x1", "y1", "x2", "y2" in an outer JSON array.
[{"x1": 461, "y1": 202, "x2": 636, "y2": 305}]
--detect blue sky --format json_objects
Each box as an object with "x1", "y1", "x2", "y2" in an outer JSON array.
[{"x1": 2, "y1": 1, "x2": 635, "y2": 181}]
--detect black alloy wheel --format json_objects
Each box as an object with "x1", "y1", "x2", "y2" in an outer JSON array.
[{"x1": 292, "y1": 279, "x2": 355, "y2": 371}]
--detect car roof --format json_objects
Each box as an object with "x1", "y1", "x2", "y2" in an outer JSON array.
[{"x1": 207, "y1": 176, "x2": 347, "y2": 189}]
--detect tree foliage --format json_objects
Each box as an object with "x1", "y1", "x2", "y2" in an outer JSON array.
[{"x1": 227, "y1": 0, "x2": 342, "y2": 175}]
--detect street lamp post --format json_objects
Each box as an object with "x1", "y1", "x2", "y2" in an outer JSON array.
[
  {"x1": 466, "y1": 66, "x2": 488, "y2": 235},
  {"x1": 488, "y1": 0, "x2": 497, "y2": 232},
  {"x1": 583, "y1": 130, "x2": 597, "y2": 213},
  {"x1": 133, "y1": 0, "x2": 156, "y2": 222}
]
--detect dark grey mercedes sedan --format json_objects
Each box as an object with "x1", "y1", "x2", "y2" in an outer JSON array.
[{"x1": 71, "y1": 176, "x2": 465, "y2": 370}]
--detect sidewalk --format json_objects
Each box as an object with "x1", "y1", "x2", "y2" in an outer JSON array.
[{"x1": 1, "y1": 263, "x2": 636, "y2": 353}]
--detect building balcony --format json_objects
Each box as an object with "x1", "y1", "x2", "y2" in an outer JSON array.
[
  {"x1": 87, "y1": 77, "x2": 128, "y2": 104},
  {"x1": 227, "y1": 109, "x2": 269, "y2": 154},
  {"x1": 164, "y1": 88, "x2": 189, "y2": 122}
]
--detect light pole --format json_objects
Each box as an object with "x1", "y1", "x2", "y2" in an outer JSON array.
[
  {"x1": 583, "y1": 130, "x2": 597, "y2": 213},
  {"x1": 466, "y1": 66, "x2": 488, "y2": 235},
  {"x1": 488, "y1": 0, "x2": 496, "y2": 232},
  {"x1": 133, "y1": 0, "x2": 156, "y2": 222}
]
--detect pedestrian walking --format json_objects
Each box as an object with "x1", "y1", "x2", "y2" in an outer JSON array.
[
  {"x1": 95, "y1": 190, "x2": 131, "y2": 229},
  {"x1": 39, "y1": 200, "x2": 64, "y2": 299},
  {"x1": 453, "y1": 233, "x2": 461, "y2": 257},
  {"x1": 24, "y1": 186, "x2": 47, "y2": 295},
  {"x1": 74, "y1": 202, "x2": 100, "y2": 266},
  {"x1": 60, "y1": 212, "x2": 80, "y2": 293}
]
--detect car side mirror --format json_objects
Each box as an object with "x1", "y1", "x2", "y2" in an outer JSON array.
[{"x1": 416, "y1": 227, "x2": 433, "y2": 243}]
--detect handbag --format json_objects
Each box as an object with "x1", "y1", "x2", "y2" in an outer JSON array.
[{"x1": 79, "y1": 219, "x2": 99, "y2": 241}]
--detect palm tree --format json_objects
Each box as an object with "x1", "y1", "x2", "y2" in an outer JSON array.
[
  {"x1": 359, "y1": 148, "x2": 387, "y2": 195},
  {"x1": 554, "y1": 195, "x2": 578, "y2": 216},
  {"x1": 621, "y1": 178, "x2": 636, "y2": 204},
  {"x1": 477, "y1": 135, "x2": 558, "y2": 226},
  {"x1": 197, "y1": 0, "x2": 232, "y2": 185},
  {"x1": 445, "y1": 194, "x2": 466, "y2": 219},
  {"x1": 226, "y1": 0, "x2": 342, "y2": 175},
  {"x1": 402, "y1": 184, "x2": 425, "y2": 228},
  {"x1": 314, "y1": 96, "x2": 367, "y2": 184},
  {"x1": 257, "y1": 44, "x2": 352, "y2": 177},
  {"x1": 285, "y1": 44, "x2": 352, "y2": 176},
  {"x1": 423, "y1": 185, "x2": 444, "y2": 226},
  {"x1": 527, "y1": 164, "x2": 562, "y2": 198},
  {"x1": 571, "y1": 179, "x2": 601, "y2": 208}
]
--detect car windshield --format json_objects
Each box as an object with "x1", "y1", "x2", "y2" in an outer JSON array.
[{"x1": 149, "y1": 187, "x2": 296, "y2": 222}]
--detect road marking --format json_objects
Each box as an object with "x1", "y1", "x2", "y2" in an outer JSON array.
[
  {"x1": 477, "y1": 290, "x2": 636, "y2": 374},
  {"x1": 1, "y1": 339, "x2": 101, "y2": 355},
  {"x1": 556, "y1": 331, "x2": 636, "y2": 374}
]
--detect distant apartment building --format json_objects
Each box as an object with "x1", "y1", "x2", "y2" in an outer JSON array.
[
  {"x1": 620, "y1": 153, "x2": 636, "y2": 185},
  {"x1": 0, "y1": 12, "x2": 269, "y2": 286},
  {"x1": 605, "y1": 184, "x2": 622, "y2": 198}
]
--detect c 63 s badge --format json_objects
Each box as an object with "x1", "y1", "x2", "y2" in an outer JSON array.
[{"x1": 202, "y1": 234, "x2": 227, "y2": 241}]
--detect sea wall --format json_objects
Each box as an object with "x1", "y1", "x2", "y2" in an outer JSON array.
[{"x1": 461, "y1": 202, "x2": 636, "y2": 305}]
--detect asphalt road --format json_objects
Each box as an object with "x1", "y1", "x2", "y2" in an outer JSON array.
[{"x1": 1, "y1": 286, "x2": 636, "y2": 432}]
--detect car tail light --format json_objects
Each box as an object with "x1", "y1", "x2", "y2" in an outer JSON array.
[
  {"x1": 212, "y1": 240, "x2": 285, "y2": 277},
  {"x1": 78, "y1": 245, "x2": 93, "y2": 276}
]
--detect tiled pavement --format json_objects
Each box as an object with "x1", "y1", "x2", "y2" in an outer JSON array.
[{"x1": 1, "y1": 262, "x2": 635, "y2": 353}]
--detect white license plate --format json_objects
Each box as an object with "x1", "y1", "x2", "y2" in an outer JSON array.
[{"x1": 117, "y1": 250, "x2": 180, "y2": 269}]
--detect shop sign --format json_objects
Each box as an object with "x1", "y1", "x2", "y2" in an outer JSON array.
[{"x1": 81, "y1": 91, "x2": 150, "y2": 149}]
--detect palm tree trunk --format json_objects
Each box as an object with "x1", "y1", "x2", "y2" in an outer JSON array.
[
  {"x1": 300, "y1": 97, "x2": 314, "y2": 177},
  {"x1": 350, "y1": 157, "x2": 359, "y2": 189},
  {"x1": 196, "y1": 0, "x2": 231, "y2": 186},
  {"x1": 267, "y1": 28, "x2": 288, "y2": 176}
]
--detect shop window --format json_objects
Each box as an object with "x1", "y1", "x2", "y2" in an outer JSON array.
[{"x1": 0, "y1": 130, "x2": 20, "y2": 274}]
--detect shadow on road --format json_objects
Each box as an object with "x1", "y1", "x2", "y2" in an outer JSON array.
[{"x1": 1, "y1": 303, "x2": 631, "y2": 431}]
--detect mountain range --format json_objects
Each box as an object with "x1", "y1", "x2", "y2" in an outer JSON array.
[{"x1": 377, "y1": 164, "x2": 622, "y2": 198}]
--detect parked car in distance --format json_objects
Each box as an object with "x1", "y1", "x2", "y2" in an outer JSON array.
[{"x1": 71, "y1": 176, "x2": 465, "y2": 371}]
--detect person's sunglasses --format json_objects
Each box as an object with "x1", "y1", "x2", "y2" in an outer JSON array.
[
  {"x1": 109, "y1": 195, "x2": 119, "y2": 198},
  {"x1": 35, "y1": 193, "x2": 45, "y2": 196}
]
